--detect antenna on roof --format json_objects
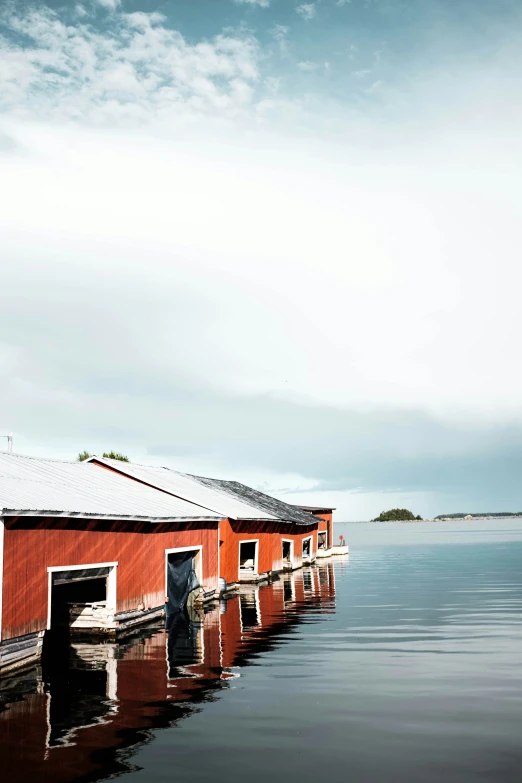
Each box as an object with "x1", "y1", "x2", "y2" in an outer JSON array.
[{"x1": 1, "y1": 433, "x2": 13, "y2": 453}]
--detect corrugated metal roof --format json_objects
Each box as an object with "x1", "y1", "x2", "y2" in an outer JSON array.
[
  {"x1": 0, "y1": 452, "x2": 221, "y2": 521},
  {"x1": 187, "y1": 477, "x2": 317, "y2": 526},
  {"x1": 89, "y1": 458, "x2": 280, "y2": 521},
  {"x1": 90, "y1": 457, "x2": 316, "y2": 526}
]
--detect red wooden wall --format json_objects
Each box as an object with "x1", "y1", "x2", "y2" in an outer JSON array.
[
  {"x1": 314, "y1": 512, "x2": 333, "y2": 548},
  {"x1": 219, "y1": 519, "x2": 318, "y2": 584},
  {"x1": 1, "y1": 517, "x2": 219, "y2": 642}
]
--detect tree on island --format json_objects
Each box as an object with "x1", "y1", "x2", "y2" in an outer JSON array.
[
  {"x1": 77, "y1": 450, "x2": 130, "y2": 462},
  {"x1": 373, "y1": 508, "x2": 422, "y2": 521}
]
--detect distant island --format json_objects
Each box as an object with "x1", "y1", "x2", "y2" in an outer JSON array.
[
  {"x1": 435, "y1": 512, "x2": 522, "y2": 520},
  {"x1": 373, "y1": 509, "x2": 423, "y2": 522},
  {"x1": 372, "y1": 510, "x2": 522, "y2": 523}
]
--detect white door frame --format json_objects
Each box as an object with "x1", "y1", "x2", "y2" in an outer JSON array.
[
  {"x1": 238, "y1": 539, "x2": 259, "y2": 575},
  {"x1": 165, "y1": 545, "x2": 203, "y2": 598},
  {"x1": 47, "y1": 562, "x2": 118, "y2": 630},
  {"x1": 281, "y1": 538, "x2": 295, "y2": 568},
  {"x1": 302, "y1": 534, "x2": 313, "y2": 558}
]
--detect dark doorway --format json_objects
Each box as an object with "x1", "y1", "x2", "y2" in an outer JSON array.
[
  {"x1": 166, "y1": 551, "x2": 200, "y2": 620},
  {"x1": 44, "y1": 573, "x2": 110, "y2": 675},
  {"x1": 282, "y1": 541, "x2": 292, "y2": 564},
  {"x1": 50, "y1": 578, "x2": 107, "y2": 630},
  {"x1": 239, "y1": 542, "x2": 257, "y2": 571}
]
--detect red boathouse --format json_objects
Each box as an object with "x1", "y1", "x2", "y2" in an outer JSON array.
[
  {"x1": 88, "y1": 458, "x2": 325, "y2": 587},
  {"x1": 0, "y1": 453, "x2": 222, "y2": 675}
]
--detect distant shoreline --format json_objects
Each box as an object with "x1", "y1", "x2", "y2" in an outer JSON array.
[{"x1": 345, "y1": 517, "x2": 522, "y2": 524}]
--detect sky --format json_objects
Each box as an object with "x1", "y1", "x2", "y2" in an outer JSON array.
[{"x1": 1, "y1": 0, "x2": 521, "y2": 520}]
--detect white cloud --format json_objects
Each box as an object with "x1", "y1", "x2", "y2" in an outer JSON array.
[
  {"x1": 365, "y1": 78, "x2": 383, "y2": 92},
  {"x1": 0, "y1": 6, "x2": 261, "y2": 124},
  {"x1": 296, "y1": 4, "x2": 316, "y2": 20},
  {"x1": 235, "y1": 0, "x2": 270, "y2": 7},
  {"x1": 298, "y1": 60, "x2": 330, "y2": 74},
  {"x1": 1, "y1": 2, "x2": 522, "y2": 515},
  {"x1": 95, "y1": 0, "x2": 121, "y2": 9},
  {"x1": 264, "y1": 75, "x2": 282, "y2": 93},
  {"x1": 272, "y1": 24, "x2": 290, "y2": 56},
  {"x1": 298, "y1": 60, "x2": 318, "y2": 71},
  {"x1": 352, "y1": 68, "x2": 372, "y2": 77}
]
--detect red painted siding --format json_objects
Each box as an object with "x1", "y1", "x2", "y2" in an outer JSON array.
[
  {"x1": 312, "y1": 512, "x2": 333, "y2": 548},
  {"x1": 219, "y1": 519, "x2": 318, "y2": 583},
  {"x1": 1, "y1": 517, "x2": 219, "y2": 642}
]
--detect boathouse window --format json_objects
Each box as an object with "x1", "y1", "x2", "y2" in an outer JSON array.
[
  {"x1": 239, "y1": 541, "x2": 257, "y2": 571},
  {"x1": 318, "y1": 532, "x2": 327, "y2": 550},
  {"x1": 302, "y1": 537, "x2": 311, "y2": 557}
]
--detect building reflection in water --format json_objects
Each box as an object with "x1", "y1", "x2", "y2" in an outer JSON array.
[{"x1": 0, "y1": 562, "x2": 336, "y2": 783}]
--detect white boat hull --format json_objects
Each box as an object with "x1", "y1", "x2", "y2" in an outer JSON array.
[{"x1": 316, "y1": 545, "x2": 349, "y2": 558}]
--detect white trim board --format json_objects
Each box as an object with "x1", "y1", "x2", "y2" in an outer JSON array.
[
  {"x1": 238, "y1": 539, "x2": 259, "y2": 577},
  {"x1": 302, "y1": 535, "x2": 313, "y2": 558}
]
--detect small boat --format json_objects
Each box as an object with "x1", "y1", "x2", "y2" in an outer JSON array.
[{"x1": 316, "y1": 544, "x2": 349, "y2": 558}]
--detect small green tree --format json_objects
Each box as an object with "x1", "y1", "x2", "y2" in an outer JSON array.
[
  {"x1": 102, "y1": 450, "x2": 130, "y2": 462},
  {"x1": 77, "y1": 450, "x2": 92, "y2": 462}
]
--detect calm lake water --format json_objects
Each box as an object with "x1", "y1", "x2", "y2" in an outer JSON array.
[{"x1": 1, "y1": 520, "x2": 522, "y2": 783}]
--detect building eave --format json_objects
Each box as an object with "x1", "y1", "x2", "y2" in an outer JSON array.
[{"x1": 1, "y1": 509, "x2": 220, "y2": 523}]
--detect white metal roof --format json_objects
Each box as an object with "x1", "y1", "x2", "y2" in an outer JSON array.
[
  {"x1": 88, "y1": 458, "x2": 281, "y2": 521},
  {"x1": 0, "y1": 452, "x2": 221, "y2": 521},
  {"x1": 89, "y1": 458, "x2": 317, "y2": 524}
]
